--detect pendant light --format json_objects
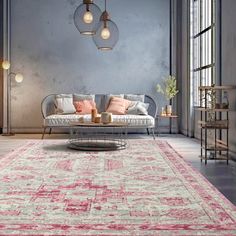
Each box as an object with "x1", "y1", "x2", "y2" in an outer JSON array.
[
  {"x1": 74, "y1": 0, "x2": 102, "y2": 35},
  {"x1": 93, "y1": 0, "x2": 119, "y2": 50}
]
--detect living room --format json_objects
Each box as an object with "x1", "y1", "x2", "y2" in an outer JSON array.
[{"x1": 0, "y1": 0, "x2": 236, "y2": 235}]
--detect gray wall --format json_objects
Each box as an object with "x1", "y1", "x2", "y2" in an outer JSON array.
[
  {"x1": 222, "y1": 0, "x2": 236, "y2": 158},
  {"x1": 8, "y1": 0, "x2": 170, "y2": 132}
]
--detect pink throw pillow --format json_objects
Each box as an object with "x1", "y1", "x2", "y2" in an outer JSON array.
[
  {"x1": 74, "y1": 100, "x2": 96, "y2": 114},
  {"x1": 106, "y1": 97, "x2": 132, "y2": 115}
]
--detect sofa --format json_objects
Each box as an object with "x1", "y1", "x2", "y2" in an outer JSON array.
[{"x1": 41, "y1": 94, "x2": 157, "y2": 139}]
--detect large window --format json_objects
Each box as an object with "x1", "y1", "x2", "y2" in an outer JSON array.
[{"x1": 190, "y1": 0, "x2": 216, "y2": 106}]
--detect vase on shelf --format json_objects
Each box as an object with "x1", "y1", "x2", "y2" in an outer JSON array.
[{"x1": 221, "y1": 91, "x2": 229, "y2": 109}]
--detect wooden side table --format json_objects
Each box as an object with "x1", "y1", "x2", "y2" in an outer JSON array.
[{"x1": 156, "y1": 115, "x2": 178, "y2": 135}]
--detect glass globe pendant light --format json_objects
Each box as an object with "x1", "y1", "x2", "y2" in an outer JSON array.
[
  {"x1": 74, "y1": 0, "x2": 102, "y2": 35},
  {"x1": 93, "y1": 0, "x2": 119, "y2": 50}
]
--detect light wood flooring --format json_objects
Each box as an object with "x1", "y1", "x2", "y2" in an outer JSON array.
[{"x1": 0, "y1": 134, "x2": 235, "y2": 205}]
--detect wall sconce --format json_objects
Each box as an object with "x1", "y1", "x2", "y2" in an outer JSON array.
[{"x1": 2, "y1": 60, "x2": 24, "y2": 136}]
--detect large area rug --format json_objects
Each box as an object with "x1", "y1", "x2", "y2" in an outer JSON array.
[{"x1": 0, "y1": 139, "x2": 236, "y2": 235}]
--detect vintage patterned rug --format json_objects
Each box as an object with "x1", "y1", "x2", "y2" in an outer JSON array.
[{"x1": 0, "y1": 139, "x2": 236, "y2": 235}]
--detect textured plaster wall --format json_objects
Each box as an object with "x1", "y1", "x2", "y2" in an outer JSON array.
[
  {"x1": 222, "y1": 0, "x2": 236, "y2": 158},
  {"x1": 9, "y1": 0, "x2": 170, "y2": 131}
]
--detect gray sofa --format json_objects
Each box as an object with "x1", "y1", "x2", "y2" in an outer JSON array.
[{"x1": 41, "y1": 94, "x2": 157, "y2": 139}]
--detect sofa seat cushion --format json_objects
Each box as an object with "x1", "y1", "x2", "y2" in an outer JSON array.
[
  {"x1": 44, "y1": 114, "x2": 155, "y2": 127},
  {"x1": 44, "y1": 114, "x2": 91, "y2": 126},
  {"x1": 112, "y1": 115, "x2": 155, "y2": 127}
]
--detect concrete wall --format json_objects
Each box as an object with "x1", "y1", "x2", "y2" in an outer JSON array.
[
  {"x1": 221, "y1": 0, "x2": 236, "y2": 158},
  {"x1": 8, "y1": 0, "x2": 170, "y2": 132}
]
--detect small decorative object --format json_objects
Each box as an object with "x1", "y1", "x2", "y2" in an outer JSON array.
[
  {"x1": 94, "y1": 115, "x2": 101, "y2": 123},
  {"x1": 108, "y1": 112, "x2": 113, "y2": 123},
  {"x1": 156, "y1": 75, "x2": 179, "y2": 116},
  {"x1": 92, "y1": 0, "x2": 119, "y2": 50},
  {"x1": 101, "y1": 112, "x2": 110, "y2": 124},
  {"x1": 79, "y1": 117, "x2": 84, "y2": 123},
  {"x1": 221, "y1": 91, "x2": 229, "y2": 109},
  {"x1": 215, "y1": 103, "x2": 220, "y2": 109},
  {"x1": 206, "y1": 84, "x2": 216, "y2": 110},
  {"x1": 209, "y1": 151, "x2": 215, "y2": 159},
  {"x1": 91, "y1": 108, "x2": 97, "y2": 122},
  {"x1": 161, "y1": 107, "x2": 166, "y2": 116},
  {"x1": 205, "y1": 84, "x2": 216, "y2": 122}
]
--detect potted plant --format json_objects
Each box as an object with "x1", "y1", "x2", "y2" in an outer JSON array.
[{"x1": 156, "y1": 75, "x2": 179, "y2": 116}]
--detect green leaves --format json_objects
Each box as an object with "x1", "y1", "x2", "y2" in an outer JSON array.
[{"x1": 156, "y1": 75, "x2": 179, "y2": 101}]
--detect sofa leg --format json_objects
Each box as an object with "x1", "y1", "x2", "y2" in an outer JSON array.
[
  {"x1": 151, "y1": 128, "x2": 156, "y2": 140},
  {"x1": 42, "y1": 127, "x2": 47, "y2": 140},
  {"x1": 146, "y1": 128, "x2": 150, "y2": 135},
  {"x1": 49, "y1": 128, "x2": 52, "y2": 135}
]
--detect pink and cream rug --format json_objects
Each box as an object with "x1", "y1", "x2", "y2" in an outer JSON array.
[{"x1": 0, "y1": 140, "x2": 236, "y2": 235}]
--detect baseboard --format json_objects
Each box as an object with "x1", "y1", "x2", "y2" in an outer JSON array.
[
  {"x1": 230, "y1": 150, "x2": 236, "y2": 161},
  {"x1": 180, "y1": 128, "x2": 188, "y2": 136},
  {"x1": 5, "y1": 128, "x2": 46, "y2": 134}
]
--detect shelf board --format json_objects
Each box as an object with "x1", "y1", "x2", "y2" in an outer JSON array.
[
  {"x1": 195, "y1": 107, "x2": 230, "y2": 111},
  {"x1": 199, "y1": 120, "x2": 228, "y2": 129},
  {"x1": 199, "y1": 85, "x2": 236, "y2": 90},
  {"x1": 199, "y1": 155, "x2": 230, "y2": 161},
  {"x1": 200, "y1": 126, "x2": 228, "y2": 129},
  {"x1": 157, "y1": 115, "x2": 178, "y2": 118},
  {"x1": 201, "y1": 145, "x2": 228, "y2": 151}
]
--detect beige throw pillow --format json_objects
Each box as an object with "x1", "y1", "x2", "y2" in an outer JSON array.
[
  {"x1": 126, "y1": 101, "x2": 149, "y2": 115},
  {"x1": 55, "y1": 94, "x2": 76, "y2": 114}
]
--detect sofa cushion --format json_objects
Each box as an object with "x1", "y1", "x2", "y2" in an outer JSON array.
[
  {"x1": 105, "y1": 94, "x2": 124, "y2": 109},
  {"x1": 124, "y1": 94, "x2": 145, "y2": 102},
  {"x1": 74, "y1": 100, "x2": 96, "y2": 114},
  {"x1": 55, "y1": 94, "x2": 76, "y2": 114},
  {"x1": 126, "y1": 101, "x2": 149, "y2": 115},
  {"x1": 112, "y1": 115, "x2": 155, "y2": 127},
  {"x1": 44, "y1": 114, "x2": 155, "y2": 127},
  {"x1": 73, "y1": 94, "x2": 95, "y2": 102},
  {"x1": 44, "y1": 114, "x2": 91, "y2": 126},
  {"x1": 106, "y1": 97, "x2": 132, "y2": 115}
]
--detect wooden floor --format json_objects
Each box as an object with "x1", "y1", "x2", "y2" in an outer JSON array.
[{"x1": 0, "y1": 133, "x2": 235, "y2": 205}]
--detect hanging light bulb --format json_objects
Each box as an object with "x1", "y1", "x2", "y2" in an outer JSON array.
[
  {"x1": 101, "y1": 27, "x2": 111, "y2": 40},
  {"x1": 74, "y1": 0, "x2": 102, "y2": 35},
  {"x1": 83, "y1": 10, "x2": 93, "y2": 24},
  {"x1": 93, "y1": 0, "x2": 119, "y2": 50}
]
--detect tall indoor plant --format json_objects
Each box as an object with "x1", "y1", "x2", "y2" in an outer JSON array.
[{"x1": 156, "y1": 75, "x2": 179, "y2": 115}]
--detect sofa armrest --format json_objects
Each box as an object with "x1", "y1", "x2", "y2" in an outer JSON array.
[
  {"x1": 41, "y1": 94, "x2": 57, "y2": 119},
  {"x1": 145, "y1": 95, "x2": 157, "y2": 118}
]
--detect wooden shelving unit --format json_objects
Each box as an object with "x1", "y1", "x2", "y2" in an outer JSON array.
[{"x1": 198, "y1": 85, "x2": 236, "y2": 164}]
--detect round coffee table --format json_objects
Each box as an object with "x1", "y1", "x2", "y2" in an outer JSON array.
[{"x1": 68, "y1": 122, "x2": 128, "y2": 151}]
